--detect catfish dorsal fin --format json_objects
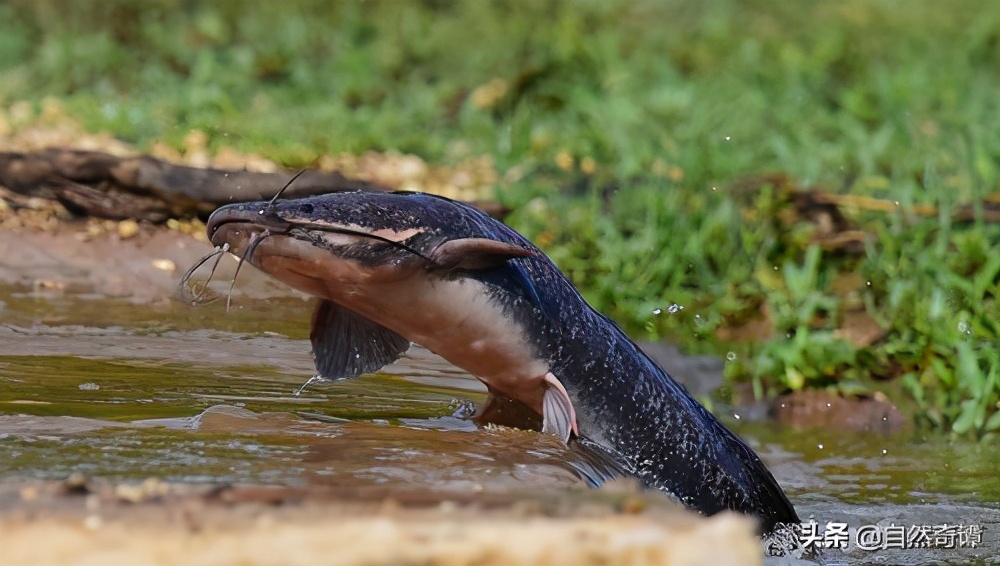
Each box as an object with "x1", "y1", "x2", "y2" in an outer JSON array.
[
  {"x1": 429, "y1": 238, "x2": 531, "y2": 270},
  {"x1": 310, "y1": 300, "x2": 411, "y2": 380}
]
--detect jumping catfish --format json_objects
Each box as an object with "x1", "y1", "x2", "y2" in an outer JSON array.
[{"x1": 201, "y1": 190, "x2": 800, "y2": 534}]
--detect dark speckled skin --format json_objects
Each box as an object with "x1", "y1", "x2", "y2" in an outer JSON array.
[{"x1": 207, "y1": 191, "x2": 800, "y2": 534}]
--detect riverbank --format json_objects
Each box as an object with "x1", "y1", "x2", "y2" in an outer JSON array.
[{"x1": 0, "y1": 479, "x2": 760, "y2": 566}]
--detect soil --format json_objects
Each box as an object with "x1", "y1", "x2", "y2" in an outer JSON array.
[
  {"x1": 771, "y1": 389, "x2": 911, "y2": 434},
  {"x1": 0, "y1": 212, "x2": 284, "y2": 303},
  {"x1": 0, "y1": 479, "x2": 761, "y2": 566}
]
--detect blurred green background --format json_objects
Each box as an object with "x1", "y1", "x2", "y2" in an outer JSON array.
[{"x1": 1, "y1": 0, "x2": 999, "y2": 436}]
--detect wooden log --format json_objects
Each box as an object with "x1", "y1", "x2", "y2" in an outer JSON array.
[{"x1": 0, "y1": 149, "x2": 507, "y2": 222}]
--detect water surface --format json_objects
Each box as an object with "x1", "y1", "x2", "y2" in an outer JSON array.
[{"x1": 0, "y1": 284, "x2": 997, "y2": 565}]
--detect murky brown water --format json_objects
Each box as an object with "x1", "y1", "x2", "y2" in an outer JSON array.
[{"x1": 1, "y1": 283, "x2": 997, "y2": 565}]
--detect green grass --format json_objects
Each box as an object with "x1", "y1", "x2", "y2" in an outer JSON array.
[{"x1": 2, "y1": 0, "x2": 999, "y2": 436}]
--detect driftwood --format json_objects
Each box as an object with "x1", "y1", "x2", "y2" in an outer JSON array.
[{"x1": 0, "y1": 149, "x2": 506, "y2": 222}]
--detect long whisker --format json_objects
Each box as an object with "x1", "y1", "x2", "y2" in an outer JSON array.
[
  {"x1": 266, "y1": 169, "x2": 308, "y2": 210},
  {"x1": 194, "y1": 244, "x2": 228, "y2": 302},
  {"x1": 226, "y1": 230, "x2": 270, "y2": 312},
  {"x1": 178, "y1": 243, "x2": 229, "y2": 304}
]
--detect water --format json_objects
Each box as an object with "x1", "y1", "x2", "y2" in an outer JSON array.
[{"x1": 0, "y1": 284, "x2": 997, "y2": 564}]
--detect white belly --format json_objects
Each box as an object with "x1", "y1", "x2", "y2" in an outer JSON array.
[{"x1": 327, "y1": 274, "x2": 550, "y2": 411}]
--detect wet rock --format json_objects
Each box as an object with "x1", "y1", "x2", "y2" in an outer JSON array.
[{"x1": 771, "y1": 389, "x2": 910, "y2": 434}]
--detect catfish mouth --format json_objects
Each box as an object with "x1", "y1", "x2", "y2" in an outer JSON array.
[
  {"x1": 177, "y1": 204, "x2": 302, "y2": 308},
  {"x1": 203, "y1": 204, "x2": 377, "y2": 301},
  {"x1": 206, "y1": 204, "x2": 293, "y2": 253}
]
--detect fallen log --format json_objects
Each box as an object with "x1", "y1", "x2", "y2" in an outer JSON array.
[{"x1": 0, "y1": 149, "x2": 507, "y2": 222}]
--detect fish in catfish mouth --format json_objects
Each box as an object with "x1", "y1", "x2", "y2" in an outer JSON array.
[{"x1": 199, "y1": 190, "x2": 800, "y2": 534}]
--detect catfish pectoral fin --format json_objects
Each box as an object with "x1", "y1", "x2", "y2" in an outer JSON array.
[
  {"x1": 310, "y1": 299, "x2": 411, "y2": 380},
  {"x1": 472, "y1": 389, "x2": 542, "y2": 431},
  {"x1": 541, "y1": 372, "x2": 578, "y2": 443},
  {"x1": 428, "y1": 238, "x2": 531, "y2": 270}
]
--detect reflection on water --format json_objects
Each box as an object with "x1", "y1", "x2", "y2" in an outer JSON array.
[{"x1": 0, "y1": 286, "x2": 997, "y2": 564}]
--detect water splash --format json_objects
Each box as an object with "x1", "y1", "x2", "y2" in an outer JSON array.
[{"x1": 294, "y1": 375, "x2": 328, "y2": 397}]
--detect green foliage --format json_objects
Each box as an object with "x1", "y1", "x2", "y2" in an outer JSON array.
[{"x1": 2, "y1": 0, "x2": 1000, "y2": 435}]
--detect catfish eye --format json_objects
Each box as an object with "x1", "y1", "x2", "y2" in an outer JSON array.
[{"x1": 298, "y1": 203, "x2": 315, "y2": 215}]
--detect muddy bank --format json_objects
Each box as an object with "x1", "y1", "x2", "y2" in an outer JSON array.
[
  {"x1": 0, "y1": 480, "x2": 761, "y2": 566},
  {"x1": 0, "y1": 215, "x2": 293, "y2": 303}
]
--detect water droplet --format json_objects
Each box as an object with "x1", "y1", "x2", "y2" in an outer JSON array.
[
  {"x1": 866, "y1": 281, "x2": 872, "y2": 286},
  {"x1": 882, "y1": 449, "x2": 888, "y2": 455},
  {"x1": 726, "y1": 351, "x2": 737, "y2": 361},
  {"x1": 711, "y1": 186, "x2": 717, "y2": 191},
  {"x1": 258, "y1": 209, "x2": 265, "y2": 215},
  {"x1": 667, "y1": 303, "x2": 684, "y2": 314},
  {"x1": 958, "y1": 320, "x2": 971, "y2": 335},
  {"x1": 652, "y1": 308, "x2": 662, "y2": 315},
  {"x1": 733, "y1": 413, "x2": 741, "y2": 420},
  {"x1": 724, "y1": 136, "x2": 731, "y2": 141},
  {"x1": 817, "y1": 444, "x2": 824, "y2": 450},
  {"x1": 355, "y1": 353, "x2": 360, "y2": 359}
]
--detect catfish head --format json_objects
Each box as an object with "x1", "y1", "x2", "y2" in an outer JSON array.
[{"x1": 205, "y1": 191, "x2": 532, "y2": 295}]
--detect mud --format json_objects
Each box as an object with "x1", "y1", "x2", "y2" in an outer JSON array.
[
  {"x1": 0, "y1": 217, "x2": 287, "y2": 302},
  {"x1": 0, "y1": 479, "x2": 760, "y2": 566},
  {"x1": 772, "y1": 389, "x2": 911, "y2": 434}
]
